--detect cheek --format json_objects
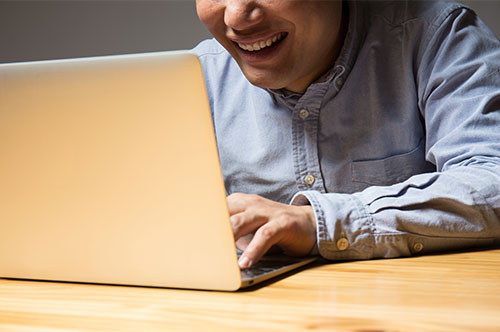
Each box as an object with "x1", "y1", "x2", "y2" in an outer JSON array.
[{"x1": 196, "y1": 0, "x2": 222, "y2": 32}]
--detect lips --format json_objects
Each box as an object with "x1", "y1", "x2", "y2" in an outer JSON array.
[{"x1": 235, "y1": 32, "x2": 287, "y2": 52}]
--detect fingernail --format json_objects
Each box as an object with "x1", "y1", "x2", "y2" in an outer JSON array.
[{"x1": 238, "y1": 255, "x2": 251, "y2": 269}]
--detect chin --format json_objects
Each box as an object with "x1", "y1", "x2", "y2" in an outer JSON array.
[
  {"x1": 228, "y1": 52, "x2": 286, "y2": 89},
  {"x1": 243, "y1": 73, "x2": 285, "y2": 90}
]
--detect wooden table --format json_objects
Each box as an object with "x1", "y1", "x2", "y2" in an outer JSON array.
[{"x1": 1, "y1": 248, "x2": 499, "y2": 331}]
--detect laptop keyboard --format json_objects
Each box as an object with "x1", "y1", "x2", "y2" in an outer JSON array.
[{"x1": 237, "y1": 250, "x2": 307, "y2": 281}]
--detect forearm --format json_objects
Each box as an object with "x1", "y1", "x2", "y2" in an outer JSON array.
[{"x1": 293, "y1": 160, "x2": 500, "y2": 260}]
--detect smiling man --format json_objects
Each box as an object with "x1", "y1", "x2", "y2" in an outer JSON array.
[
  {"x1": 192, "y1": 0, "x2": 500, "y2": 269},
  {"x1": 196, "y1": 0, "x2": 345, "y2": 93}
]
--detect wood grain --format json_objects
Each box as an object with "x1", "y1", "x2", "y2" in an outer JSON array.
[{"x1": 1, "y1": 248, "x2": 500, "y2": 331}]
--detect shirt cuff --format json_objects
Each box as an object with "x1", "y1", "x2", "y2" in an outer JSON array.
[{"x1": 291, "y1": 190, "x2": 375, "y2": 260}]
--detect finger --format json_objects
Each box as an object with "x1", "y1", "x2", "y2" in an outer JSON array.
[
  {"x1": 235, "y1": 233, "x2": 253, "y2": 251},
  {"x1": 230, "y1": 210, "x2": 267, "y2": 241},
  {"x1": 226, "y1": 193, "x2": 259, "y2": 215},
  {"x1": 238, "y1": 221, "x2": 283, "y2": 269}
]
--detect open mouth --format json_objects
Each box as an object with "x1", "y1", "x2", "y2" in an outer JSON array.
[{"x1": 236, "y1": 32, "x2": 288, "y2": 52}]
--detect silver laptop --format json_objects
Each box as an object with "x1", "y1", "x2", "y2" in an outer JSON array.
[{"x1": 0, "y1": 51, "x2": 316, "y2": 291}]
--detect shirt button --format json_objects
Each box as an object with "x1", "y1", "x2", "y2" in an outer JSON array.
[
  {"x1": 299, "y1": 109, "x2": 309, "y2": 120},
  {"x1": 303, "y1": 174, "x2": 315, "y2": 186},
  {"x1": 413, "y1": 242, "x2": 424, "y2": 253},
  {"x1": 337, "y1": 238, "x2": 349, "y2": 251}
]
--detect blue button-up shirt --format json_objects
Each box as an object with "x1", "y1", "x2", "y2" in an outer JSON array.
[{"x1": 192, "y1": 0, "x2": 500, "y2": 260}]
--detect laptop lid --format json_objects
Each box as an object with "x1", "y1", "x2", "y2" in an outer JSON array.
[{"x1": 0, "y1": 52, "x2": 243, "y2": 291}]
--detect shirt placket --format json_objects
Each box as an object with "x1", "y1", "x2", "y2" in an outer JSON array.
[{"x1": 292, "y1": 85, "x2": 330, "y2": 193}]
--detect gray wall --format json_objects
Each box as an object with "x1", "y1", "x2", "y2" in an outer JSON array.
[
  {"x1": 461, "y1": 0, "x2": 500, "y2": 38},
  {"x1": 0, "y1": 1, "x2": 211, "y2": 63},
  {"x1": 0, "y1": 1, "x2": 499, "y2": 63}
]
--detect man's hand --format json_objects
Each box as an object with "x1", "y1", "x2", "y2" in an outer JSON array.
[{"x1": 227, "y1": 193, "x2": 317, "y2": 269}]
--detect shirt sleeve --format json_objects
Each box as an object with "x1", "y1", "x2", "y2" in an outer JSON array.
[{"x1": 292, "y1": 7, "x2": 500, "y2": 260}]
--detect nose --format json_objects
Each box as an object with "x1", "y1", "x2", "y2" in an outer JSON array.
[{"x1": 224, "y1": 0, "x2": 264, "y2": 32}]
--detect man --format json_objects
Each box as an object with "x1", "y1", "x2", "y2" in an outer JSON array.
[{"x1": 192, "y1": 0, "x2": 500, "y2": 269}]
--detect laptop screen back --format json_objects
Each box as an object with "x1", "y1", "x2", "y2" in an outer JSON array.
[{"x1": 0, "y1": 52, "x2": 241, "y2": 290}]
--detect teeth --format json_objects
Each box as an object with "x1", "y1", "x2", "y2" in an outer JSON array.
[{"x1": 237, "y1": 32, "x2": 286, "y2": 52}]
